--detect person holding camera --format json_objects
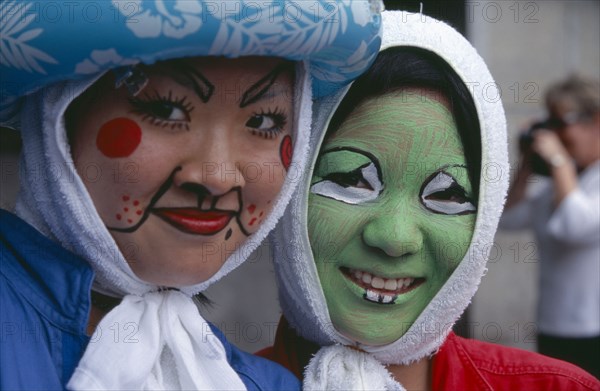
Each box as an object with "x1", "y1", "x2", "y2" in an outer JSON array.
[{"x1": 501, "y1": 74, "x2": 600, "y2": 378}]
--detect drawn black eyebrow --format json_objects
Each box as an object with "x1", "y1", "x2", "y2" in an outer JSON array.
[
  {"x1": 239, "y1": 62, "x2": 292, "y2": 108},
  {"x1": 167, "y1": 60, "x2": 215, "y2": 103}
]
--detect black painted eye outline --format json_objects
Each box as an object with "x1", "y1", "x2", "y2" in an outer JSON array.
[
  {"x1": 310, "y1": 147, "x2": 384, "y2": 205},
  {"x1": 129, "y1": 89, "x2": 194, "y2": 131},
  {"x1": 245, "y1": 107, "x2": 288, "y2": 140},
  {"x1": 420, "y1": 170, "x2": 476, "y2": 215}
]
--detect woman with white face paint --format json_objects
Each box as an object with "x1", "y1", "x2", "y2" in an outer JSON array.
[
  {"x1": 0, "y1": 1, "x2": 382, "y2": 389},
  {"x1": 260, "y1": 11, "x2": 600, "y2": 391}
]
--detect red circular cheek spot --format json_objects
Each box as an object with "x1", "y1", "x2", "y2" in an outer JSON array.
[
  {"x1": 96, "y1": 118, "x2": 142, "y2": 158},
  {"x1": 280, "y1": 135, "x2": 293, "y2": 171}
]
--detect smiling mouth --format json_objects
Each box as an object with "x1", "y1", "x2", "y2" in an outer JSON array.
[
  {"x1": 152, "y1": 208, "x2": 234, "y2": 235},
  {"x1": 341, "y1": 267, "x2": 424, "y2": 305}
]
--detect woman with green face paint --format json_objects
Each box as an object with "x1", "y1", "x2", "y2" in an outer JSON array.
[
  {"x1": 260, "y1": 10, "x2": 600, "y2": 391},
  {"x1": 309, "y1": 80, "x2": 478, "y2": 348}
]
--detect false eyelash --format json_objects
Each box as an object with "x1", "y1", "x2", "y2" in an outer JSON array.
[
  {"x1": 247, "y1": 106, "x2": 288, "y2": 139},
  {"x1": 128, "y1": 89, "x2": 194, "y2": 130},
  {"x1": 420, "y1": 170, "x2": 477, "y2": 215}
]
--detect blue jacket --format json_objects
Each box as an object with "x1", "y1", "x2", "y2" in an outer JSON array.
[{"x1": 0, "y1": 209, "x2": 299, "y2": 390}]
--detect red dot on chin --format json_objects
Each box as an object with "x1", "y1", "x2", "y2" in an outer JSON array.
[
  {"x1": 122, "y1": 195, "x2": 130, "y2": 202},
  {"x1": 133, "y1": 200, "x2": 140, "y2": 206},
  {"x1": 124, "y1": 207, "x2": 129, "y2": 212},
  {"x1": 127, "y1": 219, "x2": 133, "y2": 223},
  {"x1": 116, "y1": 214, "x2": 122, "y2": 220},
  {"x1": 136, "y1": 210, "x2": 142, "y2": 215},
  {"x1": 97, "y1": 118, "x2": 142, "y2": 158}
]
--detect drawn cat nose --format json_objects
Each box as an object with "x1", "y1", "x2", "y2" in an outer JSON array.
[{"x1": 180, "y1": 182, "x2": 210, "y2": 197}]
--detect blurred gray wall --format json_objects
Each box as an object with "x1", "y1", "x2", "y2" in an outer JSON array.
[{"x1": 467, "y1": 0, "x2": 600, "y2": 351}]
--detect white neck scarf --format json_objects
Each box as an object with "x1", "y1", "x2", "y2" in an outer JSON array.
[
  {"x1": 69, "y1": 291, "x2": 246, "y2": 390},
  {"x1": 16, "y1": 62, "x2": 312, "y2": 390}
]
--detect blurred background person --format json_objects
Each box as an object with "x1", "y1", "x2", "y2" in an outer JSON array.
[{"x1": 500, "y1": 74, "x2": 600, "y2": 378}]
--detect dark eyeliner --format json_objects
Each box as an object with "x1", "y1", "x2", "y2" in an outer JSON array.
[
  {"x1": 321, "y1": 167, "x2": 374, "y2": 190},
  {"x1": 246, "y1": 107, "x2": 288, "y2": 139},
  {"x1": 128, "y1": 89, "x2": 194, "y2": 130}
]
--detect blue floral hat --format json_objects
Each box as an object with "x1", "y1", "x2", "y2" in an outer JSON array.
[{"x1": 0, "y1": 0, "x2": 383, "y2": 128}]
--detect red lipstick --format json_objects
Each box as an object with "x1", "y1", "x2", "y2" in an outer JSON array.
[{"x1": 153, "y1": 208, "x2": 234, "y2": 235}]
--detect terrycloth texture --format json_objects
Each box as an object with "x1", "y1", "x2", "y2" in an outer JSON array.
[
  {"x1": 304, "y1": 345, "x2": 404, "y2": 391},
  {"x1": 271, "y1": 8, "x2": 509, "y2": 376},
  {"x1": 67, "y1": 290, "x2": 245, "y2": 390},
  {"x1": 15, "y1": 77, "x2": 149, "y2": 296},
  {"x1": 15, "y1": 63, "x2": 312, "y2": 390}
]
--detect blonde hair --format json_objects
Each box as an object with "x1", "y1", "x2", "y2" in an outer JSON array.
[{"x1": 546, "y1": 73, "x2": 600, "y2": 116}]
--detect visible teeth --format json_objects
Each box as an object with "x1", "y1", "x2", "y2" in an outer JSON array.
[
  {"x1": 364, "y1": 289, "x2": 398, "y2": 305},
  {"x1": 366, "y1": 289, "x2": 378, "y2": 301},
  {"x1": 371, "y1": 277, "x2": 385, "y2": 289},
  {"x1": 350, "y1": 269, "x2": 417, "y2": 292},
  {"x1": 397, "y1": 278, "x2": 409, "y2": 288},
  {"x1": 384, "y1": 279, "x2": 398, "y2": 290}
]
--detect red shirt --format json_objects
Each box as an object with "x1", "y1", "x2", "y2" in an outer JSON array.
[{"x1": 258, "y1": 319, "x2": 600, "y2": 390}]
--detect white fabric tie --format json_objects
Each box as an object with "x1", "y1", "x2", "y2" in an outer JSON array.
[
  {"x1": 68, "y1": 290, "x2": 246, "y2": 390},
  {"x1": 304, "y1": 345, "x2": 405, "y2": 391}
]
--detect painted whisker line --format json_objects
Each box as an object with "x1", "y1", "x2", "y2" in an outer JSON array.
[
  {"x1": 107, "y1": 167, "x2": 182, "y2": 233},
  {"x1": 234, "y1": 186, "x2": 251, "y2": 237}
]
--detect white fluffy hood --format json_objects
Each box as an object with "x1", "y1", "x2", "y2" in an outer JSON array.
[{"x1": 271, "y1": 10, "x2": 509, "y2": 366}]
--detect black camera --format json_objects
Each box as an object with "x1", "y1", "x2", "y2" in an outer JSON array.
[{"x1": 518, "y1": 118, "x2": 565, "y2": 176}]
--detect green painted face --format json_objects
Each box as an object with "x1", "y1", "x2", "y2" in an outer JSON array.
[{"x1": 308, "y1": 89, "x2": 477, "y2": 346}]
